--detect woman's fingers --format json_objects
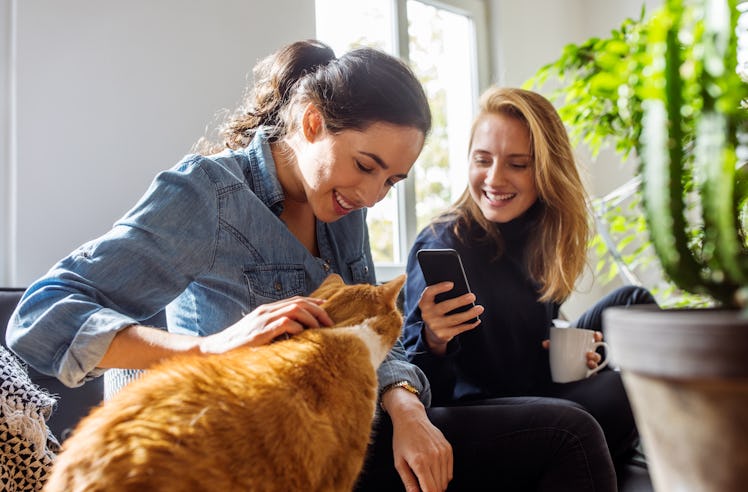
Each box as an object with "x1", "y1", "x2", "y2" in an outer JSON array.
[
  {"x1": 257, "y1": 296, "x2": 333, "y2": 328},
  {"x1": 586, "y1": 350, "x2": 602, "y2": 368},
  {"x1": 209, "y1": 296, "x2": 336, "y2": 352},
  {"x1": 271, "y1": 299, "x2": 333, "y2": 329}
]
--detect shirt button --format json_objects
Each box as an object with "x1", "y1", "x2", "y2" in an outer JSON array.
[
  {"x1": 364, "y1": 266, "x2": 369, "y2": 274},
  {"x1": 323, "y1": 261, "x2": 330, "y2": 272},
  {"x1": 274, "y1": 281, "x2": 282, "y2": 291}
]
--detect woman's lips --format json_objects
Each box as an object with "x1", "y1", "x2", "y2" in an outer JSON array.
[
  {"x1": 333, "y1": 190, "x2": 355, "y2": 215},
  {"x1": 484, "y1": 190, "x2": 516, "y2": 205}
]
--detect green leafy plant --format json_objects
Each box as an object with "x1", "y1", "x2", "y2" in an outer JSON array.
[
  {"x1": 526, "y1": 7, "x2": 650, "y2": 159},
  {"x1": 525, "y1": 0, "x2": 748, "y2": 308},
  {"x1": 524, "y1": 6, "x2": 671, "y2": 303}
]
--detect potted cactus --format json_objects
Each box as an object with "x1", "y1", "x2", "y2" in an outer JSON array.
[{"x1": 601, "y1": 0, "x2": 748, "y2": 490}]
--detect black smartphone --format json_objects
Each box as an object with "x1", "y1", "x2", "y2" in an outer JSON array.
[{"x1": 416, "y1": 248, "x2": 479, "y2": 323}]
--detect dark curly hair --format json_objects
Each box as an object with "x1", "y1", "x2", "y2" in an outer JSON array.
[{"x1": 196, "y1": 39, "x2": 431, "y2": 153}]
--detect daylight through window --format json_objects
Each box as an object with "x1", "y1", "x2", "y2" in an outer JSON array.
[{"x1": 315, "y1": 0, "x2": 487, "y2": 279}]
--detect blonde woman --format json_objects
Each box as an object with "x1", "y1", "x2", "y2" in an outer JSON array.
[{"x1": 402, "y1": 87, "x2": 656, "y2": 479}]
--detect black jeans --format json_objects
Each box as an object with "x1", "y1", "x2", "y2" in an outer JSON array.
[
  {"x1": 355, "y1": 397, "x2": 616, "y2": 492},
  {"x1": 356, "y1": 286, "x2": 655, "y2": 491}
]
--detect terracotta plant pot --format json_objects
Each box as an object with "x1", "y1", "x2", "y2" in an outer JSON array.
[{"x1": 604, "y1": 305, "x2": 748, "y2": 492}]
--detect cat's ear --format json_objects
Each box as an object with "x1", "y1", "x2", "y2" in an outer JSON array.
[
  {"x1": 312, "y1": 274, "x2": 345, "y2": 298},
  {"x1": 321, "y1": 274, "x2": 344, "y2": 287},
  {"x1": 380, "y1": 274, "x2": 406, "y2": 301}
]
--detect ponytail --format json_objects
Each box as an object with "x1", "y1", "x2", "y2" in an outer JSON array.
[{"x1": 196, "y1": 40, "x2": 335, "y2": 153}]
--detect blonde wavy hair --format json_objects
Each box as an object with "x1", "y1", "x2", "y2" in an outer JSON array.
[{"x1": 438, "y1": 87, "x2": 590, "y2": 302}]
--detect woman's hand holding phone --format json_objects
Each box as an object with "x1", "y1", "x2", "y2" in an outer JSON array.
[
  {"x1": 417, "y1": 283, "x2": 483, "y2": 355},
  {"x1": 416, "y1": 249, "x2": 484, "y2": 355}
]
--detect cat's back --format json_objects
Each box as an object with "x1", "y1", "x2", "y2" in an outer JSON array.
[{"x1": 43, "y1": 274, "x2": 406, "y2": 492}]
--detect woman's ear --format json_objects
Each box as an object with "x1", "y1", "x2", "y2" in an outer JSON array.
[{"x1": 302, "y1": 104, "x2": 324, "y2": 142}]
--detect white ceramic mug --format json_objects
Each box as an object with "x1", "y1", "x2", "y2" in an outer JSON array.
[{"x1": 549, "y1": 326, "x2": 609, "y2": 383}]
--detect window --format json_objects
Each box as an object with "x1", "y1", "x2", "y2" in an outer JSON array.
[{"x1": 315, "y1": 0, "x2": 489, "y2": 279}]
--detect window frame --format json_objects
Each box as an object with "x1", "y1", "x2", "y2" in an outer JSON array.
[{"x1": 375, "y1": 0, "x2": 491, "y2": 281}]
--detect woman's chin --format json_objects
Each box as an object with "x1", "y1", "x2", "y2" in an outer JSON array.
[{"x1": 480, "y1": 204, "x2": 517, "y2": 223}]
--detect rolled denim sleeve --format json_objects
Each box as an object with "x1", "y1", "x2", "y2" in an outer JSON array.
[
  {"x1": 377, "y1": 338, "x2": 432, "y2": 408},
  {"x1": 6, "y1": 156, "x2": 218, "y2": 387}
]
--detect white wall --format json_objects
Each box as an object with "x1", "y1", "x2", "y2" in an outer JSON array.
[
  {"x1": 1, "y1": 0, "x2": 662, "y2": 302},
  {"x1": 0, "y1": 0, "x2": 315, "y2": 286},
  {"x1": 489, "y1": 0, "x2": 660, "y2": 89}
]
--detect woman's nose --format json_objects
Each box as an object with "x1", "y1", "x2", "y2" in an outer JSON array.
[
  {"x1": 485, "y1": 162, "x2": 505, "y2": 185},
  {"x1": 352, "y1": 185, "x2": 381, "y2": 209}
]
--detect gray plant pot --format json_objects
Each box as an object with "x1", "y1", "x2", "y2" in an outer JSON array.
[{"x1": 604, "y1": 305, "x2": 748, "y2": 492}]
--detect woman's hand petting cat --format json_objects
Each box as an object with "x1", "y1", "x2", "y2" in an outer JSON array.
[
  {"x1": 385, "y1": 389, "x2": 453, "y2": 492},
  {"x1": 200, "y1": 296, "x2": 333, "y2": 354},
  {"x1": 417, "y1": 282, "x2": 484, "y2": 356}
]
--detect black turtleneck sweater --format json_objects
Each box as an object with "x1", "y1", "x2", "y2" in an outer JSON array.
[{"x1": 402, "y1": 203, "x2": 559, "y2": 405}]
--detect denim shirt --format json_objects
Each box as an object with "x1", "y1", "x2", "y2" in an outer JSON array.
[{"x1": 7, "y1": 129, "x2": 431, "y2": 406}]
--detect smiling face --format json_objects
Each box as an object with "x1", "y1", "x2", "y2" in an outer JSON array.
[
  {"x1": 468, "y1": 112, "x2": 538, "y2": 224},
  {"x1": 291, "y1": 106, "x2": 425, "y2": 223}
]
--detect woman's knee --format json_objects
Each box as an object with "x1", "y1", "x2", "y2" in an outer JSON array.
[
  {"x1": 523, "y1": 401, "x2": 616, "y2": 491},
  {"x1": 611, "y1": 285, "x2": 656, "y2": 307},
  {"x1": 542, "y1": 401, "x2": 605, "y2": 441}
]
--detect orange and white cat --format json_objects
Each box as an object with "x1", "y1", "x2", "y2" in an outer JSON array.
[{"x1": 43, "y1": 273, "x2": 406, "y2": 492}]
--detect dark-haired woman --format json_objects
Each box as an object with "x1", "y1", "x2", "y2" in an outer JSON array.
[{"x1": 8, "y1": 42, "x2": 615, "y2": 491}]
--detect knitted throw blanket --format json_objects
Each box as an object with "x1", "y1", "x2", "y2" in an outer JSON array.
[{"x1": 0, "y1": 346, "x2": 59, "y2": 491}]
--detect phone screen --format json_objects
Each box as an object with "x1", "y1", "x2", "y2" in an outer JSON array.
[{"x1": 416, "y1": 248, "x2": 478, "y2": 322}]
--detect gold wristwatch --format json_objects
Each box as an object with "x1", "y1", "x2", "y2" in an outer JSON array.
[{"x1": 379, "y1": 380, "x2": 420, "y2": 411}]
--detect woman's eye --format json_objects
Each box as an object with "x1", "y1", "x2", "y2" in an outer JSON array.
[
  {"x1": 510, "y1": 162, "x2": 529, "y2": 169},
  {"x1": 356, "y1": 160, "x2": 373, "y2": 173}
]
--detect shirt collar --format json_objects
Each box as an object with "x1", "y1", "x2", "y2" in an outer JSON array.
[{"x1": 246, "y1": 127, "x2": 285, "y2": 216}]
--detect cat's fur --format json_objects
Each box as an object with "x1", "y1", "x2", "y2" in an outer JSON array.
[{"x1": 43, "y1": 273, "x2": 406, "y2": 492}]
